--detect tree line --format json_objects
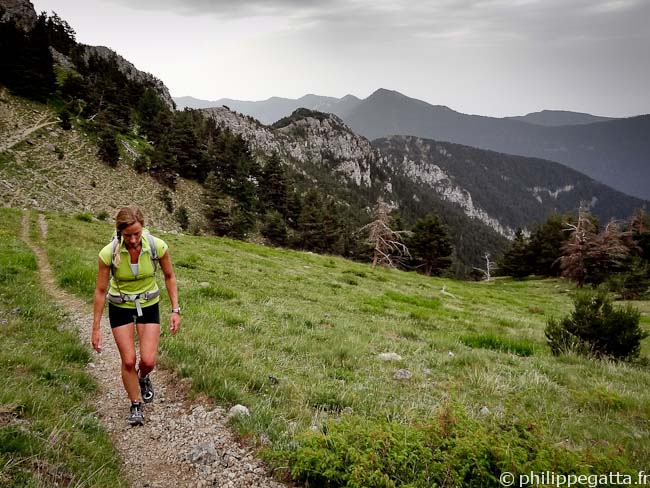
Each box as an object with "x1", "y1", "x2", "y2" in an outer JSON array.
[{"x1": 499, "y1": 208, "x2": 650, "y2": 298}]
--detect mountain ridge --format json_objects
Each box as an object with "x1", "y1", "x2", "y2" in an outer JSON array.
[
  {"x1": 203, "y1": 105, "x2": 645, "y2": 241},
  {"x1": 506, "y1": 109, "x2": 617, "y2": 126},
  {"x1": 176, "y1": 89, "x2": 649, "y2": 199}
]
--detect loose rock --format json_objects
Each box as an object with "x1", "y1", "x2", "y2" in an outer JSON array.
[
  {"x1": 228, "y1": 404, "x2": 251, "y2": 418},
  {"x1": 378, "y1": 352, "x2": 402, "y2": 361},
  {"x1": 393, "y1": 369, "x2": 412, "y2": 380}
]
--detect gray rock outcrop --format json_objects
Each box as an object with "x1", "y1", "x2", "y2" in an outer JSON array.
[
  {"x1": 204, "y1": 107, "x2": 373, "y2": 187},
  {"x1": 82, "y1": 45, "x2": 174, "y2": 109},
  {"x1": 0, "y1": 0, "x2": 37, "y2": 31}
]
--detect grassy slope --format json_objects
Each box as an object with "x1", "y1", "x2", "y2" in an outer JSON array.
[
  {"x1": 31, "y1": 210, "x2": 650, "y2": 483},
  {"x1": 0, "y1": 208, "x2": 126, "y2": 487},
  {"x1": 0, "y1": 89, "x2": 205, "y2": 231}
]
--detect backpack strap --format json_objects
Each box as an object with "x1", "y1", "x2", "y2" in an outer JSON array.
[
  {"x1": 146, "y1": 233, "x2": 159, "y2": 273},
  {"x1": 109, "y1": 236, "x2": 119, "y2": 278}
]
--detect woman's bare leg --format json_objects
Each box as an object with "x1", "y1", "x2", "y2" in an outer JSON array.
[
  {"x1": 111, "y1": 323, "x2": 140, "y2": 401},
  {"x1": 136, "y1": 323, "x2": 161, "y2": 378}
]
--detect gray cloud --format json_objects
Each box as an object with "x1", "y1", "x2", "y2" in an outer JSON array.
[
  {"x1": 106, "y1": 0, "x2": 650, "y2": 46},
  {"x1": 104, "y1": 0, "x2": 343, "y2": 18}
]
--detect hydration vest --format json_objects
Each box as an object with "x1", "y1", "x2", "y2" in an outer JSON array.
[{"x1": 106, "y1": 232, "x2": 160, "y2": 316}]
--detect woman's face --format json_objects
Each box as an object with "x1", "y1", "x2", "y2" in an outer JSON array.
[{"x1": 121, "y1": 222, "x2": 143, "y2": 250}]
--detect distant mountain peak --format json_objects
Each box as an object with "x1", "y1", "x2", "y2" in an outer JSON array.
[
  {"x1": 505, "y1": 110, "x2": 617, "y2": 127},
  {"x1": 369, "y1": 88, "x2": 405, "y2": 98}
]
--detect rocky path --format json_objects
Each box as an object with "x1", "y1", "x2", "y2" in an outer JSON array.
[{"x1": 22, "y1": 212, "x2": 287, "y2": 488}]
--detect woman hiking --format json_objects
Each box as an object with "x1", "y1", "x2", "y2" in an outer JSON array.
[{"x1": 92, "y1": 206, "x2": 181, "y2": 426}]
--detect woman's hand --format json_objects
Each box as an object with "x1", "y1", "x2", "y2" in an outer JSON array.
[
  {"x1": 92, "y1": 327, "x2": 102, "y2": 353},
  {"x1": 170, "y1": 313, "x2": 181, "y2": 335}
]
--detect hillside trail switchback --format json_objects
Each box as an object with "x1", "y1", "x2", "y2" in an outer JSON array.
[{"x1": 22, "y1": 212, "x2": 287, "y2": 488}]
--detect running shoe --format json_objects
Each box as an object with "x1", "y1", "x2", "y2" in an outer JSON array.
[
  {"x1": 139, "y1": 373, "x2": 155, "y2": 403},
  {"x1": 128, "y1": 401, "x2": 144, "y2": 426}
]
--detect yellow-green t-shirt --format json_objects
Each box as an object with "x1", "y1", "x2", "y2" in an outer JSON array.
[{"x1": 99, "y1": 232, "x2": 168, "y2": 309}]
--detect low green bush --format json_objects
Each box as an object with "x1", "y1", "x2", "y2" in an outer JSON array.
[
  {"x1": 74, "y1": 212, "x2": 93, "y2": 222},
  {"x1": 545, "y1": 290, "x2": 647, "y2": 361},
  {"x1": 461, "y1": 332, "x2": 536, "y2": 356},
  {"x1": 270, "y1": 409, "x2": 629, "y2": 488}
]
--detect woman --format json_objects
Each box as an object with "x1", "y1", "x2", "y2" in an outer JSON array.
[{"x1": 92, "y1": 206, "x2": 181, "y2": 426}]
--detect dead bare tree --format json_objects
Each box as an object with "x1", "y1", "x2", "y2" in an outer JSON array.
[
  {"x1": 358, "y1": 198, "x2": 411, "y2": 269},
  {"x1": 473, "y1": 252, "x2": 497, "y2": 281},
  {"x1": 559, "y1": 207, "x2": 595, "y2": 287},
  {"x1": 559, "y1": 207, "x2": 629, "y2": 286}
]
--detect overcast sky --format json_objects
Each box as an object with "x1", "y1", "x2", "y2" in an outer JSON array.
[{"x1": 31, "y1": 0, "x2": 650, "y2": 117}]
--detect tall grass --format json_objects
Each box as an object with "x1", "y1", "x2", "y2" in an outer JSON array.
[
  {"x1": 37, "y1": 210, "x2": 650, "y2": 485},
  {"x1": 0, "y1": 209, "x2": 126, "y2": 487}
]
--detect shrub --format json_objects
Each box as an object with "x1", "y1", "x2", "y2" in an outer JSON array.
[
  {"x1": 545, "y1": 290, "x2": 646, "y2": 361},
  {"x1": 133, "y1": 155, "x2": 150, "y2": 173},
  {"x1": 58, "y1": 108, "x2": 72, "y2": 130},
  {"x1": 274, "y1": 409, "x2": 627, "y2": 488},
  {"x1": 174, "y1": 206, "x2": 189, "y2": 231},
  {"x1": 97, "y1": 129, "x2": 119, "y2": 167},
  {"x1": 54, "y1": 145, "x2": 64, "y2": 159},
  {"x1": 159, "y1": 189, "x2": 174, "y2": 213},
  {"x1": 74, "y1": 212, "x2": 93, "y2": 222}
]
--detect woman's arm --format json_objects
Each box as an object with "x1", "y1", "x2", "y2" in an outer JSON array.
[
  {"x1": 159, "y1": 250, "x2": 181, "y2": 335},
  {"x1": 92, "y1": 258, "x2": 110, "y2": 352}
]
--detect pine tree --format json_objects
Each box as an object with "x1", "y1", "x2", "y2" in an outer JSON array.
[
  {"x1": 261, "y1": 210, "x2": 288, "y2": 246},
  {"x1": 527, "y1": 213, "x2": 573, "y2": 276},
  {"x1": 169, "y1": 110, "x2": 206, "y2": 181},
  {"x1": 0, "y1": 12, "x2": 55, "y2": 102},
  {"x1": 498, "y1": 229, "x2": 532, "y2": 278},
  {"x1": 297, "y1": 189, "x2": 326, "y2": 251},
  {"x1": 45, "y1": 11, "x2": 76, "y2": 55},
  {"x1": 203, "y1": 172, "x2": 234, "y2": 236},
  {"x1": 137, "y1": 88, "x2": 165, "y2": 138},
  {"x1": 97, "y1": 129, "x2": 119, "y2": 167},
  {"x1": 259, "y1": 153, "x2": 289, "y2": 218},
  {"x1": 407, "y1": 214, "x2": 453, "y2": 276},
  {"x1": 629, "y1": 210, "x2": 650, "y2": 260}
]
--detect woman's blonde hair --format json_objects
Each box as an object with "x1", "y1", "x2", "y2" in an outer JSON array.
[{"x1": 113, "y1": 206, "x2": 145, "y2": 267}]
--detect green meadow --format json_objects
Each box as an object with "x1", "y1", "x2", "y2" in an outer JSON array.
[
  {"x1": 4, "y1": 207, "x2": 650, "y2": 486},
  {"x1": 0, "y1": 208, "x2": 126, "y2": 487}
]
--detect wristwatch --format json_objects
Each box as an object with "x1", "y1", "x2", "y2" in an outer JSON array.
[{"x1": 172, "y1": 307, "x2": 182, "y2": 315}]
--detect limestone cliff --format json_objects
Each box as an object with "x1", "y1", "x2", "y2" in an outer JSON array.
[{"x1": 204, "y1": 107, "x2": 373, "y2": 187}]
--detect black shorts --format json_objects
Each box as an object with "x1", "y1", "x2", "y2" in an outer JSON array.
[{"x1": 108, "y1": 302, "x2": 160, "y2": 328}]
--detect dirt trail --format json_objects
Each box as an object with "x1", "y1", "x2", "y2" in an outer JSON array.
[{"x1": 22, "y1": 213, "x2": 286, "y2": 488}]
